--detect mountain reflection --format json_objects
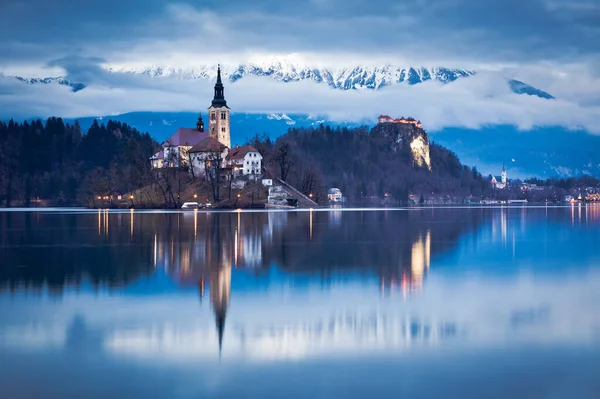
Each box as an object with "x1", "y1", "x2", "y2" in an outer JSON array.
[{"x1": 2, "y1": 207, "x2": 600, "y2": 363}]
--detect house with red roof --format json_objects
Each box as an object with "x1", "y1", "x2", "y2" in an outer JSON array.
[
  {"x1": 188, "y1": 137, "x2": 229, "y2": 177},
  {"x1": 226, "y1": 145, "x2": 263, "y2": 176}
]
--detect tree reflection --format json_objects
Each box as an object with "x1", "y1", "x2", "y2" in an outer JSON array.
[{"x1": 0, "y1": 209, "x2": 485, "y2": 295}]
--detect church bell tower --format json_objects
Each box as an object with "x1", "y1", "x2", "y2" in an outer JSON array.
[
  {"x1": 196, "y1": 112, "x2": 204, "y2": 132},
  {"x1": 208, "y1": 65, "x2": 231, "y2": 149}
]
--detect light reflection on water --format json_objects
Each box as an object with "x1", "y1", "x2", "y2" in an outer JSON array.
[{"x1": 1, "y1": 206, "x2": 600, "y2": 398}]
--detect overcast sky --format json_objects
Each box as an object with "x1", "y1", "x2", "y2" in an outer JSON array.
[{"x1": 0, "y1": 0, "x2": 598, "y2": 131}]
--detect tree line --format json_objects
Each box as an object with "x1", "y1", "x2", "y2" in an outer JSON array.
[
  {"x1": 248, "y1": 123, "x2": 493, "y2": 204},
  {"x1": 0, "y1": 118, "x2": 158, "y2": 207}
]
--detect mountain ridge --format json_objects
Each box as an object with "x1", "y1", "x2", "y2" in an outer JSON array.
[{"x1": 2, "y1": 62, "x2": 553, "y2": 98}]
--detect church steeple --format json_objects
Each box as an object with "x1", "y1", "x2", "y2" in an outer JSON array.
[
  {"x1": 208, "y1": 64, "x2": 231, "y2": 148},
  {"x1": 211, "y1": 65, "x2": 228, "y2": 108}
]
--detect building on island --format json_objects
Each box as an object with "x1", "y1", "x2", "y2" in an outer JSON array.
[
  {"x1": 378, "y1": 115, "x2": 423, "y2": 128},
  {"x1": 490, "y1": 164, "x2": 508, "y2": 189},
  {"x1": 162, "y1": 126, "x2": 209, "y2": 168},
  {"x1": 150, "y1": 150, "x2": 164, "y2": 169},
  {"x1": 226, "y1": 145, "x2": 263, "y2": 176},
  {"x1": 208, "y1": 67, "x2": 231, "y2": 149},
  {"x1": 150, "y1": 66, "x2": 263, "y2": 179},
  {"x1": 188, "y1": 137, "x2": 229, "y2": 178}
]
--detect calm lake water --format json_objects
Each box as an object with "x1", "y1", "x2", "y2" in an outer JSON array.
[{"x1": 1, "y1": 206, "x2": 600, "y2": 398}]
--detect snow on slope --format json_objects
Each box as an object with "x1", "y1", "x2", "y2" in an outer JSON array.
[
  {"x1": 108, "y1": 63, "x2": 475, "y2": 90},
  {"x1": 2, "y1": 57, "x2": 553, "y2": 98}
]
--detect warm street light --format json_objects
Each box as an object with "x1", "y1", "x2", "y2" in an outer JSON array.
[
  {"x1": 130, "y1": 195, "x2": 134, "y2": 200},
  {"x1": 237, "y1": 194, "x2": 241, "y2": 198},
  {"x1": 193, "y1": 194, "x2": 198, "y2": 199},
  {"x1": 97, "y1": 196, "x2": 101, "y2": 200},
  {"x1": 309, "y1": 193, "x2": 313, "y2": 198}
]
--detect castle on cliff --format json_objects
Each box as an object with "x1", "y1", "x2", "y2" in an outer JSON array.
[{"x1": 378, "y1": 115, "x2": 423, "y2": 128}]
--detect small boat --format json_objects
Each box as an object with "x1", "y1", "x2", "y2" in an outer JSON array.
[{"x1": 181, "y1": 202, "x2": 200, "y2": 209}]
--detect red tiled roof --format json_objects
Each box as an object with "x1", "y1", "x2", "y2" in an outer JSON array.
[
  {"x1": 227, "y1": 145, "x2": 259, "y2": 161},
  {"x1": 189, "y1": 137, "x2": 227, "y2": 153},
  {"x1": 162, "y1": 128, "x2": 208, "y2": 147},
  {"x1": 379, "y1": 115, "x2": 391, "y2": 119}
]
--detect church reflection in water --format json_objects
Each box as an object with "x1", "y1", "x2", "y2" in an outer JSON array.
[
  {"x1": 0, "y1": 207, "x2": 494, "y2": 354},
  {"x1": 147, "y1": 209, "x2": 469, "y2": 352},
  {"x1": 7, "y1": 206, "x2": 595, "y2": 356}
]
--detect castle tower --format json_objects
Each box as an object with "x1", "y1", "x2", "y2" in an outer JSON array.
[
  {"x1": 208, "y1": 65, "x2": 231, "y2": 149},
  {"x1": 501, "y1": 163, "x2": 507, "y2": 185}
]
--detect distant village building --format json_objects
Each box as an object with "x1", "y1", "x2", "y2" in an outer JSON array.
[
  {"x1": 490, "y1": 164, "x2": 508, "y2": 189},
  {"x1": 378, "y1": 115, "x2": 423, "y2": 128},
  {"x1": 226, "y1": 145, "x2": 263, "y2": 176},
  {"x1": 328, "y1": 188, "x2": 344, "y2": 203}
]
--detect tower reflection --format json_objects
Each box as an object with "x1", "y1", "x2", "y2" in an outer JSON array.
[{"x1": 1, "y1": 208, "x2": 488, "y2": 351}]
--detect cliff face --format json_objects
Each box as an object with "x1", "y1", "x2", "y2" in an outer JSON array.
[{"x1": 371, "y1": 122, "x2": 432, "y2": 170}]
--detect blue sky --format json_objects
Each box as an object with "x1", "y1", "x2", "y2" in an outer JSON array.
[{"x1": 0, "y1": 0, "x2": 598, "y2": 131}]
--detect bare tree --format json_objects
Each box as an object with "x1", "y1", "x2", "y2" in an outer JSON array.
[
  {"x1": 204, "y1": 151, "x2": 224, "y2": 202},
  {"x1": 272, "y1": 141, "x2": 293, "y2": 181}
]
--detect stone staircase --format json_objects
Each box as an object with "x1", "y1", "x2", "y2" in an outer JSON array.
[{"x1": 270, "y1": 177, "x2": 318, "y2": 208}]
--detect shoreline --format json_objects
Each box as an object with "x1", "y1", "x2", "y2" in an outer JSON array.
[{"x1": 1, "y1": 202, "x2": 597, "y2": 213}]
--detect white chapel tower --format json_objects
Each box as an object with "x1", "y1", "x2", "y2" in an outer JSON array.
[{"x1": 208, "y1": 65, "x2": 231, "y2": 149}]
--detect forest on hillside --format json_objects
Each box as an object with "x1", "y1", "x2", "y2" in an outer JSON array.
[
  {"x1": 0, "y1": 118, "x2": 157, "y2": 206},
  {"x1": 249, "y1": 124, "x2": 494, "y2": 204},
  {"x1": 2, "y1": 117, "x2": 597, "y2": 208}
]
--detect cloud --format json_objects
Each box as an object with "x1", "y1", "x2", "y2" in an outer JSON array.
[
  {"x1": 0, "y1": 0, "x2": 597, "y2": 133},
  {"x1": 1, "y1": 68, "x2": 599, "y2": 134},
  {"x1": 0, "y1": 0, "x2": 597, "y2": 70}
]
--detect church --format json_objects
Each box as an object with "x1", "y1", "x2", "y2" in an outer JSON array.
[
  {"x1": 150, "y1": 66, "x2": 262, "y2": 176},
  {"x1": 490, "y1": 164, "x2": 508, "y2": 189}
]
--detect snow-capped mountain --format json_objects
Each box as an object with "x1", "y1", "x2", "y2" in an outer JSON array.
[
  {"x1": 508, "y1": 79, "x2": 554, "y2": 99},
  {"x1": 267, "y1": 113, "x2": 296, "y2": 125},
  {"x1": 12, "y1": 76, "x2": 87, "y2": 92},
  {"x1": 3, "y1": 60, "x2": 554, "y2": 98},
  {"x1": 109, "y1": 64, "x2": 476, "y2": 90}
]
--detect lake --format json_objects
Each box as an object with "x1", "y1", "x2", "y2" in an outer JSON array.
[{"x1": 1, "y1": 206, "x2": 599, "y2": 398}]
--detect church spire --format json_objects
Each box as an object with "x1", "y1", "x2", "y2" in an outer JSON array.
[
  {"x1": 211, "y1": 65, "x2": 228, "y2": 108},
  {"x1": 216, "y1": 64, "x2": 223, "y2": 85}
]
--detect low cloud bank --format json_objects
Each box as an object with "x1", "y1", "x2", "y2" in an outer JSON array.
[{"x1": 1, "y1": 68, "x2": 599, "y2": 134}]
